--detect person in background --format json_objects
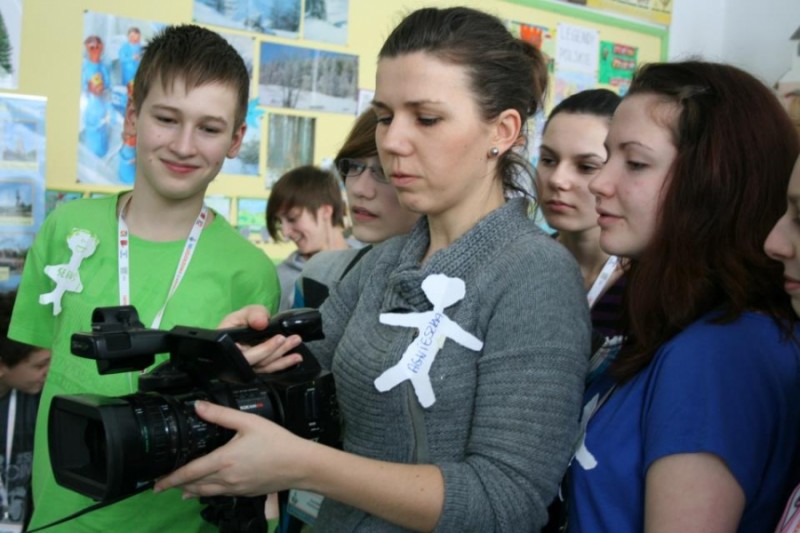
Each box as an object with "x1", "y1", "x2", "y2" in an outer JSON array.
[
  {"x1": 295, "y1": 110, "x2": 421, "y2": 308},
  {"x1": 266, "y1": 165, "x2": 350, "y2": 310},
  {"x1": 536, "y1": 88, "x2": 624, "y2": 382},
  {"x1": 155, "y1": 7, "x2": 590, "y2": 531},
  {"x1": 0, "y1": 290, "x2": 49, "y2": 530},
  {"x1": 10, "y1": 24, "x2": 280, "y2": 532},
  {"x1": 766, "y1": 155, "x2": 800, "y2": 533},
  {"x1": 281, "y1": 110, "x2": 422, "y2": 533},
  {"x1": 567, "y1": 61, "x2": 800, "y2": 531}
]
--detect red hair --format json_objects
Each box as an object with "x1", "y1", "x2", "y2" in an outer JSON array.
[{"x1": 613, "y1": 61, "x2": 800, "y2": 382}]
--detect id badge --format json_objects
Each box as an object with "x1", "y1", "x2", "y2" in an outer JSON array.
[
  {"x1": 286, "y1": 489, "x2": 324, "y2": 526},
  {"x1": 0, "y1": 520, "x2": 22, "y2": 533}
]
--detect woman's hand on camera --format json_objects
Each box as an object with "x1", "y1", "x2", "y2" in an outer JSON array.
[
  {"x1": 153, "y1": 400, "x2": 308, "y2": 497},
  {"x1": 220, "y1": 305, "x2": 303, "y2": 373}
]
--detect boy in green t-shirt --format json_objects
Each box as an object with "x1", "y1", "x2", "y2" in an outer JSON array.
[{"x1": 9, "y1": 25, "x2": 280, "y2": 532}]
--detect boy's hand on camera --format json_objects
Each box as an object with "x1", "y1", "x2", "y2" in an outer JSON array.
[
  {"x1": 244, "y1": 333, "x2": 303, "y2": 373},
  {"x1": 219, "y1": 305, "x2": 304, "y2": 373},
  {"x1": 218, "y1": 304, "x2": 270, "y2": 329}
]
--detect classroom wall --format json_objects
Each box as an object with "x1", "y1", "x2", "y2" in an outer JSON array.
[
  {"x1": 669, "y1": 0, "x2": 800, "y2": 86},
  {"x1": 3, "y1": 0, "x2": 665, "y2": 264},
  {"x1": 15, "y1": 0, "x2": 664, "y2": 189}
]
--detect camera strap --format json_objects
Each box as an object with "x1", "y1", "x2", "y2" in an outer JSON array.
[
  {"x1": 0, "y1": 390, "x2": 16, "y2": 521},
  {"x1": 25, "y1": 482, "x2": 152, "y2": 532},
  {"x1": 117, "y1": 196, "x2": 209, "y2": 330}
]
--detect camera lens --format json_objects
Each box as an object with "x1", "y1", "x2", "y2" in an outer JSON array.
[
  {"x1": 84, "y1": 419, "x2": 107, "y2": 473},
  {"x1": 127, "y1": 391, "x2": 228, "y2": 482},
  {"x1": 49, "y1": 371, "x2": 337, "y2": 502}
]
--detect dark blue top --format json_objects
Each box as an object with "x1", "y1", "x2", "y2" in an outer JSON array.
[{"x1": 568, "y1": 312, "x2": 800, "y2": 532}]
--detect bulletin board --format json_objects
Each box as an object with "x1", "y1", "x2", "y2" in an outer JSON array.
[{"x1": 4, "y1": 0, "x2": 666, "y2": 263}]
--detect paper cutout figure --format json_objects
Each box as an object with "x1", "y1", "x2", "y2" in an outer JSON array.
[
  {"x1": 40, "y1": 229, "x2": 99, "y2": 315},
  {"x1": 574, "y1": 393, "x2": 599, "y2": 470},
  {"x1": 374, "y1": 274, "x2": 483, "y2": 407}
]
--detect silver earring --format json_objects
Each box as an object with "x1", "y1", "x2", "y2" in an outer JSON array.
[{"x1": 489, "y1": 147, "x2": 500, "y2": 158}]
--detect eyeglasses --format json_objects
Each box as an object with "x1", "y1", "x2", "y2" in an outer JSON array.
[{"x1": 337, "y1": 158, "x2": 389, "y2": 184}]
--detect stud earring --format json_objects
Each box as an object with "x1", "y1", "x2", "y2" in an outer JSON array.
[{"x1": 489, "y1": 147, "x2": 500, "y2": 158}]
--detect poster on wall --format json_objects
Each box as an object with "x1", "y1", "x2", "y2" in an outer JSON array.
[
  {"x1": 554, "y1": 23, "x2": 599, "y2": 106},
  {"x1": 193, "y1": 0, "x2": 300, "y2": 38},
  {"x1": 204, "y1": 195, "x2": 232, "y2": 222},
  {"x1": 506, "y1": 20, "x2": 555, "y2": 72},
  {"x1": 259, "y1": 42, "x2": 358, "y2": 114},
  {"x1": 556, "y1": 22, "x2": 599, "y2": 76},
  {"x1": 0, "y1": 94, "x2": 46, "y2": 290},
  {"x1": 0, "y1": 0, "x2": 21, "y2": 90},
  {"x1": 303, "y1": 0, "x2": 348, "y2": 45},
  {"x1": 587, "y1": 0, "x2": 672, "y2": 26},
  {"x1": 357, "y1": 89, "x2": 374, "y2": 115},
  {"x1": 77, "y1": 13, "x2": 165, "y2": 186},
  {"x1": 218, "y1": 32, "x2": 263, "y2": 177},
  {"x1": 599, "y1": 41, "x2": 637, "y2": 94},
  {"x1": 222, "y1": 98, "x2": 263, "y2": 177},
  {"x1": 236, "y1": 197, "x2": 269, "y2": 244},
  {"x1": 45, "y1": 190, "x2": 83, "y2": 216},
  {"x1": 553, "y1": 70, "x2": 597, "y2": 105},
  {"x1": 266, "y1": 113, "x2": 314, "y2": 188}
]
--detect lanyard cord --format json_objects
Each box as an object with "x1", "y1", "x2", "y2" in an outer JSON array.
[
  {"x1": 117, "y1": 195, "x2": 209, "y2": 391},
  {"x1": 0, "y1": 390, "x2": 16, "y2": 519},
  {"x1": 586, "y1": 255, "x2": 619, "y2": 309},
  {"x1": 117, "y1": 195, "x2": 209, "y2": 329}
]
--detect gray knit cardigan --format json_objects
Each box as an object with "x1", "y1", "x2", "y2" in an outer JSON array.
[{"x1": 308, "y1": 198, "x2": 590, "y2": 532}]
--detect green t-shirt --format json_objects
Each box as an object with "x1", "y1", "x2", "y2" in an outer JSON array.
[{"x1": 10, "y1": 194, "x2": 280, "y2": 532}]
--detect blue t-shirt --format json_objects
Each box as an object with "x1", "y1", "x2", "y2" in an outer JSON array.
[{"x1": 568, "y1": 312, "x2": 800, "y2": 532}]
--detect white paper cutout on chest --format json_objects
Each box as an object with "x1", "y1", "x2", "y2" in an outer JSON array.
[
  {"x1": 39, "y1": 229, "x2": 99, "y2": 315},
  {"x1": 374, "y1": 274, "x2": 484, "y2": 408},
  {"x1": 574, "y1": 393, "x2": 599, "y2": 470}
]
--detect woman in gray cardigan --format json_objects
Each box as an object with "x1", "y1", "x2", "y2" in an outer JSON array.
[{"x1": 156, "y1": 7, "x2": 591, "y2": 531}]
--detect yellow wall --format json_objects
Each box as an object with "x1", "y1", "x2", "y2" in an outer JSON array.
[{"x1": 12, "y1": 0, "x2": 664, "y2": 218}]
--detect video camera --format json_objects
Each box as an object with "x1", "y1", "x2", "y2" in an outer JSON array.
[{"x1": 48, "y1": 306, "x2": 340, "y2": 503}]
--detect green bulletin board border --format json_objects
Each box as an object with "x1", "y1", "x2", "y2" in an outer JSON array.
[{"x1": 503, "y1": 0, "x2": 670, "y2": 61}]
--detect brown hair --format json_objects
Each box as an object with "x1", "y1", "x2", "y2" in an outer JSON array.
[
  {"x1": 133, "y1": 25, "x2": 249, "y2": 129},
  {"x1": 543, "y1": 88, "x2": 621, "y2": 132},
  {"x1": 378, "y1": 6, "x2": 548, "y2": 196},
  {"x1": 334, "y1": 110, "x2": 378, "y2": 182},
  {"x1": 266, "y1": 166, "x2": 345, "y2": 240},
  {"x1": 614, "y1": 61, "x2": 800, "y2": 382}
]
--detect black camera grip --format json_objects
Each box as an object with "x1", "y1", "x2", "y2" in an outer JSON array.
[{"x1": 221, "y1": 308, "x2": 324, "y2": 346}]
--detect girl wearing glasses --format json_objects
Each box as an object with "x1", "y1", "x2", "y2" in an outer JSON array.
[
  {"x1": 156, "y1": 7, "x2": 589, "y2": 531},
  {"x1": 336, "y1": 110, "x2": 420, "y2": 245},
  {"x1": 296, "y1": 111, "x2": 421, "y2": 308}
]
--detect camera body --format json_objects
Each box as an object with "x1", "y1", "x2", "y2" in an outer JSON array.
[{"x1": 49, "y1": 306, "x2": 340, "y2": 503}]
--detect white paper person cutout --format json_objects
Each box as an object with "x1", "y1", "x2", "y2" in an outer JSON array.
[
  {"x1": 573, "y1": 393, "x2": 599, "y2": 470},
  {"x1": 39, "y1": 229, "x2": 99, "y2": 315},
  {"x1": 374, "y1": 273, "x2": 484, "y2": 407}
]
